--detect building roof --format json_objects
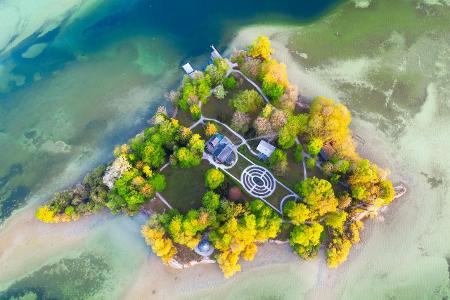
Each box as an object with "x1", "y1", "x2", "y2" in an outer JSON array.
[
  {"x1": 194, "y1": 239, "x2": 214, "y2": 257},
  {"x1": 256, "y1": 140, "x2": 276, "y2": 158},
  {"x1": 210, "y1": 45, "x2": 222, "y2": 60},
  {"x1": 205, "y1": 133, "x2": 236, "y2": 166},
  {"x1": 182, "y1": 63, "x2": 194, "y2": 74},
  {"x1": 217, "y1": 145, "x2": 233, "y2": 164}
]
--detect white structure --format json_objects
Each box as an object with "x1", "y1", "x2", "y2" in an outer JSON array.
[
  {"x1": 256, "y1": 140, "x2": 275, "y2": 161},
  {"x1": 240, "y1": 165, "x2": 276, "y2": 198},
  {"x1": 210, "y1": 45, "x2": 222, "y2": 60},
  {"x1": 182, "y1": 63, "x2": 194, "y2": 76},
  {"x1": 194, "y1": 239, "x2": 214, "y2": 257}
]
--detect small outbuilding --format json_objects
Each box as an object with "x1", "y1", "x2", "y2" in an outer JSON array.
[
  {"x1": 182, "y1": 63, "x2": 194, "y2": 76},
  {"x1": 256, "y1": 140, "x2": 276, "y2": 161}
]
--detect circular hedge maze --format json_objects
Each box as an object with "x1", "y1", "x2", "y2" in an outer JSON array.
[{"x1": 240, "y1": 165, "x2": 276, "y2": 198}]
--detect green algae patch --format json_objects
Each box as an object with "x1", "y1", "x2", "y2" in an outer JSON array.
[{"x1": 0, "y1": 253, "x2": 111, "y2": 300}]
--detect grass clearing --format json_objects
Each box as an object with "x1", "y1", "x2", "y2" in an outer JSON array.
[{"x1": 161, "y1": 160, "x2": 210, "y2": 213}]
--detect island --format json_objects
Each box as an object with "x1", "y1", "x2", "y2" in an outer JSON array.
[{"x1": 35, "y1": 36, "x2": 404, "y2": 278}]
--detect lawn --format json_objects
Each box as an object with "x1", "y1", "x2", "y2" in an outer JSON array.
[
  {"x1": 175, "y1": 109, "x2": 195, "y2": 128},
  {"x1": 160, "y1": 160, "x2": 211, "y2": 213}
]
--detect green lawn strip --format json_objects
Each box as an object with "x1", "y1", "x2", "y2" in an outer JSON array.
[
  {"x1": 226, "y1": 155, "x2": 253, "y2": 179},
  {"x1": 160, "y1": 160, "x2": 210, "y2": 213},
  {"x1": 263, "y1": 185, "x2": 292, "y2": 212}
]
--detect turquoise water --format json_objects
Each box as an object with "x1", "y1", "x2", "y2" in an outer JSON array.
[{"x1": 0, "y1": 0, "x2": 341, "y2": 223}]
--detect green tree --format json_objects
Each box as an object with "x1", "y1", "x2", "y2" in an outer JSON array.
[
  {"x1": 268, "y1": 148, "x2": 288, "y2": 175},
  {"x1": 262, "y1": 80, "x2": 284, "y2": 101},
  {"x1": 223, "y1": 76, "x2": 237, "y2": 90},
  {"x1": 277, "y1": 114, "x2": 308, "y2": 149},
  {"x1": 202, "y1": 191, "x2": 221, "y2": 211},
  {"x1": 248, "y1": 36, "x2": 273, "y2": 60},
  {"x1": 231, "y1": 90, "x2": 264, "y2": 113},
  {"x1": 325, "y1": 211, "x2": 348, "y2": 233},
  {"x1": 283, "y1": 201, "x2": 310, "y2": 225},
  {"x1": 306, "y1": 137, "x2": 323, "y2": 157},
  {"x1": 141, "y1": 142, "x2": 166, "y2": 169},
  {"x1": 296, "y1": 177, "x2": 338, "y2": 219},
  {"x1": 290, "y1": 222, "x2": 324, "y2": 259},
  {"x1": 294, "y1": 144, "x2": 304, "y2": 164},
  {"x1": 306, "y1": 157, "x2": 316, "y2": 170},
  {"x1": 205, "y1": 168, "x2": 225, "y2": 189}
]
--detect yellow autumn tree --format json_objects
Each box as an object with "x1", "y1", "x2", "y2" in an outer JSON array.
[
  {"x1": 248, "y1": 36, "x2": 273, "y2": 60},
  {"x1": 348, "y1": 159, "x2": 395, "y2": 207},
  {"x1": 204, "y1": 122, "x2": 218, "y2": 137},
  {"x1": 141, "y1": 218, "x2": 177, "y2": 263},
  {"x1": 216, "y1": 250, "x2": 241, "y2": 278},
  {"x1": 35, "y1": 206, "x2": 57, "y2": 223},
  {"x1": 260, "y1": 59, "x2": 289, "y2": 88},
  {"x1": 326, "y1": 235, "x2": 352, "y2": 268},
  {"x1": 35, "y1": 205, "x2": 79, "y2": 223},
  {"x1": 307, "y1": 96, "x2": 358, "y2": 160}
]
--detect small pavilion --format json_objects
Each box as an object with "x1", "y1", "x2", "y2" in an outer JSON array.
[{"x1": 194, "y1": 238, "x2": 214, "y2": 257}]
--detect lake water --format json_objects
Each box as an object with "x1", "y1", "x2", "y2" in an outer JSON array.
[{"x1": 1, "y1": 0, "x2": 450, "y2": 299}]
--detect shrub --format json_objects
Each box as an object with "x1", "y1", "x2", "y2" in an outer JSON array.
[
  {"x1": 261, "y1": 104, "x2": 273, "y2": 119},
  {"x1": 149, "y1": 173, "x2": 166, "y2": 192},
  {"x1": 64, "y1": 206, "x2": 75, "y2": 216}
]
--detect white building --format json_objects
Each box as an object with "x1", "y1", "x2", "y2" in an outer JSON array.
[
  {"x1": 256, "y1": 140, "x2": 275, "y2": 161},
  {"x1": 181, "y1": 63, "x2": 194, "y2": 77}
]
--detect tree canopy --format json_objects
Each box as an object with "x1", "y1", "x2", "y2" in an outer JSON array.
[{"x1": 248, "y1": 36, "x2": 273, "y2": 60}]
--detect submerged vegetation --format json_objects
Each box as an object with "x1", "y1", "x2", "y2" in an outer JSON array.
[{"x1": 36, "y1": 36, "x2": 397, "y2": 278}]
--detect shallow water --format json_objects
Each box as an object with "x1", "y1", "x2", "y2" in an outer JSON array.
[{"x1": 1, "y1": 0, "x2": 450, "y2": 299}]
